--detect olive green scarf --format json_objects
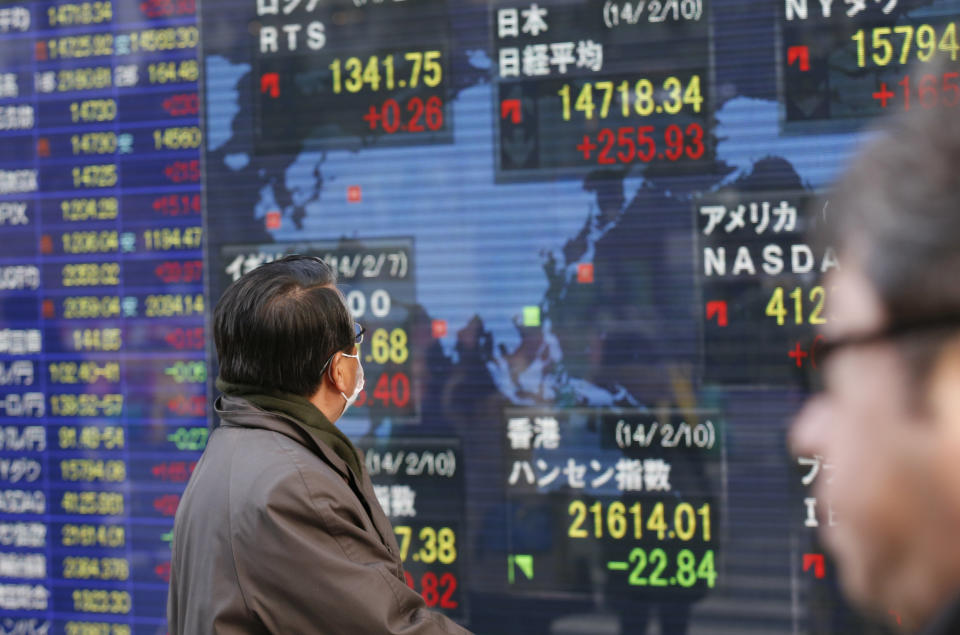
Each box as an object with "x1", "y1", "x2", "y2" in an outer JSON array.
[{"x1": 215, "y1": 377, "x2": 363, "y2": 480}]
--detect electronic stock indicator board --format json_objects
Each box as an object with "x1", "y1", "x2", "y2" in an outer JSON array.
[
  {"x1": 492, "y1": 0, "x2": 713, "y2": 180},
  {"x1": 251, "y1": 0, "x2": 453, "y2": 153},
  {"x1": 0, "y1": 0, "x2": 205, "y2": 633},
  {"x1": 780, "y1": 0, "x2": 960, "y2": 129},
  {"x1": 2, "y1": 0, "x2": 959, "y2": 633}
]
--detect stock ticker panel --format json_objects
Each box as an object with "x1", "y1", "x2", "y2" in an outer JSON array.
[{"x1": 1, "y1": 0, "x2": 958, "y2": 632}]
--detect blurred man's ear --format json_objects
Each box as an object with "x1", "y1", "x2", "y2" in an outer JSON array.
[{"x1": 927, "y1": 337, "x2": 960, "y2": 442}]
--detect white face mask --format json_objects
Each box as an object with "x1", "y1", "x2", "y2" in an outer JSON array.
[{"x1": 337, "y1": 351, "x2": 364, "y2": 416}]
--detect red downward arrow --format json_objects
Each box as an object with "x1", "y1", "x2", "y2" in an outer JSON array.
[
  {"x1": 501, "y1": 98, "x2": 522, "y2": 124},
  {"x1": 788, "y1": 45, "x2": 810, "y2": 72},
  {"x1": 706, "y1": 300, "x2": 728, "y2": 327},
  {"x1": 803, "y1": 553, "x2": 825, "y2": 579},
  {"x1": 260, "y1": 72, "x2": 280, "y2": 98}
]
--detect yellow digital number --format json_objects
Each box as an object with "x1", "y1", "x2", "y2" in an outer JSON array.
[
  {"x1": 50, "y1": 393, "x2": 123, "y2": 417},
  {"x1": 683, "y1": 75, "x2": 704, "y2": 112},
  {"x1": 437, "y1": 527, "x2": 456, "y2": 564},
  {"x1": 131, "y1": 26, "x2": 198, "y2": 52},
  {"x1": 71, "y1": 164, "x2": 118, "y2": 189},
  {"x1": 63, "y1": 296, "x2": 121, "y2": 319},
  {"x1": 148, "y1": 59, "x2": 198, "y2": 84},
  {"x1": 70, "y1": 99, "x2": 116, "y2": 123},
  {"x1": 575, "y1": 83, "x2": 595, "y2": 120},
  {"x1": 70, "y1": 132, "x2": 117, "y2": 155},
  {"x1": 71, "y1": 589, "x2": 131, "y2": 614},
  {"x1": 62, "y1": 263, "x2": 121, "y2": 287},
  {"x1": 153, "y1": 126, "x2": 202, "y2": 150},
  {"x1": 394, "y1": 525, "x2": 412, "y2": 561},
  {"x1": 595, "y1": 81, "x2": 614, "y2": 118},
  {"x1": 66, "y1": 621, "x2": 131, "y2": 635},
  {"x1": 71, "y1": 328, "x2": 122, "y2": 352},
  {"x1": 418, "y1": 526, "x2": 438, "y2": 563},
  {"x1": 423, "y1": 50, "x2": 442, "y2": 87},
  {"x1": 918, "y1": 24, "x2": 937, "y2": 61},
  {"x1": 62, "y1": 524, "x2": 125, "y2": 548},
  {"x1": 410, "y1": 526, "x2": 455, "y2": 564},
  {"x1": 63, "y1": 556, "x2": 130, "y2": 580},
  {"x1": 61, "y1": 459, "x2": 127, "y2": 482},
  {"x1": 62, "y1": 231, "x2": 119, "y2": 254},
  {"x1": 48, "y1": 34, "x2": 115, "y2": 59},
  {"x1": 647, "y1": 501, "x2": 667, "y2": 540},
  {"x1": 558, "y1": 84, "x2": 571, "y2": 120},
  {"x1": 941, "y1": 23, "x2": 960, "y2": 60},
  {"x1": 765, "y1": 286, "x2": 827, "y2": 326},
  {"x1": 59, "y1": 425, "x2": 125, "y2": 449},
  {"x1": 369, "y1": 328, "x2": 408, "y2": 365},
  {"x1": 662, "y1": 76, "x2": 683, "y2": 114},
  {"x1": 635, "y1": 79, "x2": 655, "y2": 116},
  {"x1": 145, "y1": 293, "x2": 204, "y2": 317},
  {"x1": 872, "y1": 26, "x2": 893, "y2": 66},
  {"x1": 331, "y1": 51, "x2": 440, "y2": 93},
  {"x1": 405, "y1": 52, "x2": 422, "y2": 88},
  {"x1": 61, "y1": 197, "x2": 119, "y2": 221},
  {"x1": 854, "y1": 23, "x2": 960, "y2": 67},
  {"x1": 568, "y1": 500, "x2": 588, "y2": 538},
  {"x1": 143, "y1": 226, "x2": 202, "y2": 250},
  {"x1": 607, "y1": 501, "x2": 627, "y2": 539},
  {"x1": 362, "y1": 56, "x2": 381, "y2": 91},
  {"x1": 58, "y1": 67, "x2": 112, "y2": 92},
  {"x1": 568, "y1": 500, "x2": 711, "y2": 542},
  {"x1": 344, "y1": 57, "x2": 363, "y2": 93},
  {"x1": 62, "y1": 491, "x2": 124, "y2": 515},
  {"x1": 894, "y1": 25, "x2": 915, "y2": 64},
  {"x1": 48, "y1": 2, "x2": 113, "y2": 27}
]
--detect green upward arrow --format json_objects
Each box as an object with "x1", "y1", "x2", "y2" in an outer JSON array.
[{"x1": 508, "y1": 554, "x2": 534, "y2": 583}]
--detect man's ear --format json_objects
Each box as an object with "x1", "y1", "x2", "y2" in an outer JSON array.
[
  {"x1": 924, "y1": 336, "x2": 960, "y2": 532},
  {"x1": 327, "y1": 351, "x2": 349, "y2": 394},
  {"x1": 927, "y1": 337, "x2": 960, "y2": 438},
  {"x1": 326, "y1": 352, "x2": 340, "y2": 393}
]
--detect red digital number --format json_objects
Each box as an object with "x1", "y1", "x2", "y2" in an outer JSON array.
[
  {"x1": 151, "y1": 461, "x2": 196, "y2": 482},
  {"x1": 896, "y1": 73, "x2": 957, "y2": 111},
  {"x1": 354, "y1": 372, "x2": 410, "y2": 409},
  {"x1": 140, "y1": 0, "x2": 196, "y2": 17},
  {"x1": 580, "y1": 124, "x2": 705, "y2": 165},
  {"x1": 403, "y1": 571, "x2": 458, "y2": 609},
  {"x1": 167, "y1": 395, "x2": 206, "y2": 417},
  {"x1": 152, "y1": 194, "x2": 201, "y2": 216},
  {"x1": 155, "y1": 260, "x2": 203, "y2": 283},
  {"x1": 407, "y1": 98, "x2": 425, "y2": 132},
  {"x1": 153, "y1": 494, "x2": 180, "y2": 517},
  {"x1": 164, "y1": 160, "x2": 200, "y2": 184},
  {"x1": 364, "y1": 97, "x2": 444, "y2": 134},
  {"x1": 165, "y1": 327, "x2": 205, "y2": 350},
  {"x1": 162, "y1": 93, "x2": 199, "y2": 117}
]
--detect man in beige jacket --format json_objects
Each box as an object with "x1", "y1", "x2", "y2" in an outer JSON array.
[{"x1": 167, "y1": 254, "x2": 470, "y2": 634}]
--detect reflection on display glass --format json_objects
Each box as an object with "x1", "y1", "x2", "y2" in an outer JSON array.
[{"x1": 0, "y1": 0, "x2": 955, "y2": 632}]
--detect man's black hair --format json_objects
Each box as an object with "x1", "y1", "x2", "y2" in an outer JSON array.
[
  {"x1": 820, "y1": 55, "x2": 960, "y2": 383},
  {"x1": 214, "y1": 254, "x2": 354, "y2": 396}
]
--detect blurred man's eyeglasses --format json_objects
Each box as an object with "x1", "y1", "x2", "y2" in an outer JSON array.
[
  {"x1": 353, "y1": 322, "x2": 365, "y2": 345},
  {"x1": 797, "y1": 315, "x2": 960, "y2": 393}
]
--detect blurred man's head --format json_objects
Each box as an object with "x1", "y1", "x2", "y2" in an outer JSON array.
[
  {"x1": 213, "y1": 254, "x2": 363, "y2": 419},
  {"x1": 790, "y1": 59, "x2": 960, "y2": 629}
]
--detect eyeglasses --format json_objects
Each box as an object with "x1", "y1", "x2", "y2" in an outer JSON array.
[
  {"x1": 797, "y1": 314, "x2": 960, "y2": 392},
  {"x1": 319, "y1": 322, "x2": 365, "y2": 375},
  {"x1": 817, "y1": 314, "x2": 960, "y2": 365}
]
